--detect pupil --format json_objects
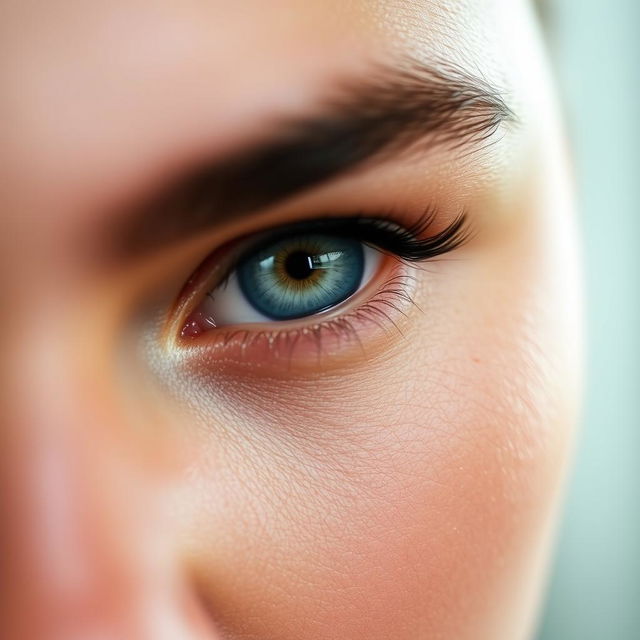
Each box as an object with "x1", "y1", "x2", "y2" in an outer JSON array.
[{"x1": 285, "y1": 251, "x2": 314, "y2": 280}]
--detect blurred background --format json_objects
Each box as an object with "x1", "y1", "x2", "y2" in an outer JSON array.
[{"x1": 537, "y1": 1, "x2": 640, "y2": 639}]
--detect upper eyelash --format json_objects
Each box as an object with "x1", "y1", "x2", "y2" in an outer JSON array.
[
  {"x1": 224, "y1": 206, "x2": 471, "y2": 275},
  {"x1": 348, "y1": 207, "x2": 470, "y2": 262}
]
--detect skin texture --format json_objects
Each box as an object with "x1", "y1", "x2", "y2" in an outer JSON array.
[{"x1": 0, "y1": 1, "x2": 582, "y2": 639}]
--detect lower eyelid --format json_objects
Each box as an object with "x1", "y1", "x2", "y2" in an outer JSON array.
[{"x1": 173, "y1": 257, "x2": 420, "y2": 372}]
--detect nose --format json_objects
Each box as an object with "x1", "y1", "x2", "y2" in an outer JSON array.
[{"x1": 0, "y1": 324, "x2": 220, "y2": 640}]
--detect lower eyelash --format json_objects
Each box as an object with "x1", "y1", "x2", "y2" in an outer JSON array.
[
  {"x1": 351, "y1": 273, "x2": 419, "y2": 335},
  {"x1": 183, "y1": 266, "x2": 419, "y2": 367}
]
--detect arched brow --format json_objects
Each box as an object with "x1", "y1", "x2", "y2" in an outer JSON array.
[{"x1": 116, "y1": 58, "x2": 514, "y2": 257}]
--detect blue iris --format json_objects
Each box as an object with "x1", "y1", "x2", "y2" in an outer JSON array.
[{"x1": 237, "y1": 233, "x2": 365, "y2": 320}]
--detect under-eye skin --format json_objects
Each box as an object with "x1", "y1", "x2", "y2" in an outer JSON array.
[{"x1": 175, "y1": 209, "x2": 470, "y2": 361}]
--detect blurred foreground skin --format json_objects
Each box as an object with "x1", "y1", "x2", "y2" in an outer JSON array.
[{"x1": 0, "y1": 1, "x2": 582, "y2": 639}]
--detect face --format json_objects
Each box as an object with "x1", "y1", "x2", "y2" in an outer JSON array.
[{"x1": 0, "y1": 1, "x2": 582, "y2": 638}]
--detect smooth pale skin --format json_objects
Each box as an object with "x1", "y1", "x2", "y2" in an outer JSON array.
[{"x1": 0, "y1": 1, "x2": 582, "y2": 639}]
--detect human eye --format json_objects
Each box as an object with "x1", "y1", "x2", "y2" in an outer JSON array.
[
  {"x1": 187, "y1": 229, "x2": 382, "y2": 327},
  {"x1": 172, "y1": 210, "x2": 470, "y2": 366}
]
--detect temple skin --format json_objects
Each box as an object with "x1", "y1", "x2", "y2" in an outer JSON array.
[{"x1": 0, "y1": 1, "x2": 581, "y2": 639}]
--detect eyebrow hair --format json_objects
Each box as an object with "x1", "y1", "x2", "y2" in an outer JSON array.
[{"x1": 119, "y1": 59, "x2": 514, "y2": 255}]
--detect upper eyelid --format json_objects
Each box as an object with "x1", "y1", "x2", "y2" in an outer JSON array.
[
  {"x1": 233, "y1": 209, "x2": 471, "y2": 262},
  {"x1": 197, "y1": 209, "x2": 471, "y2": 298}
]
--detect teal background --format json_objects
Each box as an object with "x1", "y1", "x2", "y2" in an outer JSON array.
[{"x1": 537, "y1": 1, "x2": 640, "y2": 639}]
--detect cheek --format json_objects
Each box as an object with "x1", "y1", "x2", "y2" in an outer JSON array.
[
  {"x1": 181, "y1": 235, "x2": 579, "y2": 640},
  {"x1": 316, "y1": 183, "x2": 581, "y2": 639},
  {"x1": 173, "y1": 147, "x2": 580, "y2": 640}
]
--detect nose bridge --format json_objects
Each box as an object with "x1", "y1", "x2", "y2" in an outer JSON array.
[
  {"x1": 0, "y1": 319, "x2": 216, "y2": 639},
  {"x1": 0, "y1": 411, "x2": 128, "y2": 636}
]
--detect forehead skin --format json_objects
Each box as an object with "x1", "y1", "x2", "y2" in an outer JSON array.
[{"x1": 0, "y1": 1, "x2": 581, "y2": 640}]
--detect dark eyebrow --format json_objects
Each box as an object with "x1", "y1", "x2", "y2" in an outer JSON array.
[{"x1": 118, "y1": 59, "x2": 514, "y2": 256}]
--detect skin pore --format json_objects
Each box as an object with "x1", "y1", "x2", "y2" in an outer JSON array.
[{"x1": 0, "y1": 1, "x2": 581, "y2": 639}]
